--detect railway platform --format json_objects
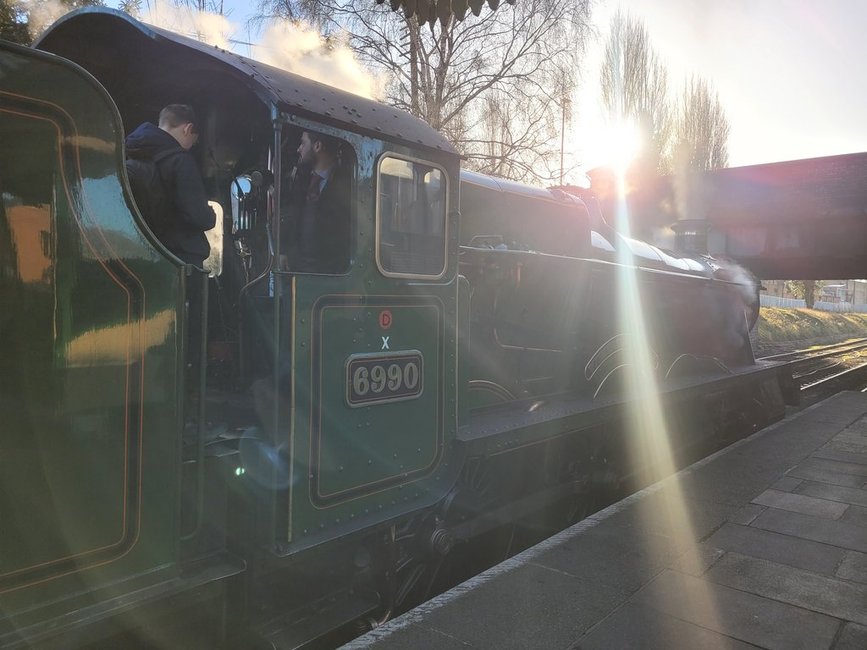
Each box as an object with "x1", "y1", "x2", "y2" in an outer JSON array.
[{"x1": 345, "y1": 391, "x2": 867, "y2": 650}]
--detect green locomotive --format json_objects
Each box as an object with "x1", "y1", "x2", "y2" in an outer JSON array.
[{"x1": 0, "y1": 9, "x2": 791, "y2": 648}]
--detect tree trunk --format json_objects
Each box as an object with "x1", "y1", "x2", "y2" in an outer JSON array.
[{"x1": 804, "y1": 280, "x2": 816, "y2": 309}]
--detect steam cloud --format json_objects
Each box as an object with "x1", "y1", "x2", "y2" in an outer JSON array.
[
  {"x1": 251, "y1": 22, "x2": 375, "y2": 100},
  {"x1": 143, "y1": 1, "x2": 234, "y2": 51},
  {"x1": 19, "y1": 0, "x2": 377, "y2": 99},
  {"x1": 141, "y1": 1, "x2": 376, "y2": 99},
  {"x1": 19, "y1": 0, "x2": 68, "y2": 37}
]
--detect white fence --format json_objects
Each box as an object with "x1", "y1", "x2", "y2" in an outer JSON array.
[
  {"x1": 760, "y1": 294, "x2": 867, "y2": 313},
  {"x1": 815, "y1": 301, "x2": 867, "y2": 313}
]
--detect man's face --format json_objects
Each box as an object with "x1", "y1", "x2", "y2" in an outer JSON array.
[{"x1": 297, "y1": 132, "x2": 318, "y2": 167}]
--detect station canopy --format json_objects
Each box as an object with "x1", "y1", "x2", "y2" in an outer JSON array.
[{"x1": 377, "y1": 0, "x2": 516, "y2": 27}]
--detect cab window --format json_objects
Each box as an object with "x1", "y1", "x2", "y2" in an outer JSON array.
[
  {"x1": 377, "y1": 155, "x2": 447, "y2": 277},
  {"x1": 279, "y1": 128, "x2": 354, "y2": 274}
]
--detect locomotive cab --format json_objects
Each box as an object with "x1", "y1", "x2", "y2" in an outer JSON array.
[{"x1": 36, "y1": 4, "x2": 462, "y2": 530}]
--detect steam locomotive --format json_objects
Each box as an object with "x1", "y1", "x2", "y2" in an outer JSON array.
[{"x1": 0, "y1": 9, "x2": 792, "y2": 649}]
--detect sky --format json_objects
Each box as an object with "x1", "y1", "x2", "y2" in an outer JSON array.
[
  {"x1": 575, "y1": 0, "x2": 867, "y2": 169},
  {"x1": 101, "y1": 0, "x2": 867, "y2": 172}
]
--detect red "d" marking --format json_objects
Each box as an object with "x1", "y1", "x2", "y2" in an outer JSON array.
[{"x1": 379, "y1": 310, "x2": 393, "y2": 330}]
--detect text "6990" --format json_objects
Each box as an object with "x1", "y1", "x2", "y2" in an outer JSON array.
[{"x1": 346, "y1": 352, "x2": 423, "y2": 406}]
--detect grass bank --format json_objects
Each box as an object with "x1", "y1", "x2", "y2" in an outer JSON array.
[{"x1": 758, "y1": 307, "x2": 867, "y2": 344}]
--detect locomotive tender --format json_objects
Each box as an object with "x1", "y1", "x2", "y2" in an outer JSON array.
[{"x1": 0, "y1": 9, "x2": 792, "y2": 648}]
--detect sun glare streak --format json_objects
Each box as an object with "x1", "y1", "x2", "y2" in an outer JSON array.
[{"x1": 613, "y1": 167, "x2": 721, "y2": 630}]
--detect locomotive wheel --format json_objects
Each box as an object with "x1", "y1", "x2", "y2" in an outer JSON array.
[{"x1": 370, "y1": 514, "x2": 457, "y2": 622}]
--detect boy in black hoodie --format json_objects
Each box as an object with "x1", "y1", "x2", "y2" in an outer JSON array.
[
  {"x1": 127, "y1": 106, "x2": 215, "y2": 428},
  {"x1": 125, "y1": 104, "x2": 215, "y2": 268}
]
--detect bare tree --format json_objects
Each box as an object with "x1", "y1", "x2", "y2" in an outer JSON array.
[
  {"x1": 785, "y1": 279, "x2": 824, "y2": 309},
  {"x1": 172, "y1": 0, "x2": 227, "y2": 15},
  {"x1": 118, "y1": 0, "x2": 143, "y2": 18},
  {"x1": 600, "y1": 10, "x2": 672, "y2": 174},
  {"x1": 254, "y1": 0, "x2": 591, "y2": 184},
  {"x1": 1, "y1": 0, "x2": 30, "y2": 44},
  {"x1": 671, "y1": 75, "x2": 730, "y2": 172}
]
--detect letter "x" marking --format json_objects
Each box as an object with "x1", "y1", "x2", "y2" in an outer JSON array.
[{"x1": 381, "y1": 336, "x2": 390, "y2": 350}]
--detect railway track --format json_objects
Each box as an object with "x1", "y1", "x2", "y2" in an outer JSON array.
[{"x1": 759, "y1": 337, "x2": 867, "y2": 394}]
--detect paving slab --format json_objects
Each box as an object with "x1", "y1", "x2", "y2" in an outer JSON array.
[
  {"x1": 835, "y1": 622, "x2": 867, "y2": 650},
  {"x1": 530, "y1": 527, "x2": 682, "y2": 595},
  {"x1": 837, "y1": 551, "x2": 867, "y2": 584},
  {"x1": 751, "y1": 489, "x2": 848, "y2": 519},
  {"x1": 770, "y1": 476, "x2": 803, "y2": 492},
  {"x1": 411, "y1": 563, "x2": 623, "y2": 650},
  {"x1": 751, "y1": 508, "x2": 867, "y2": 553},
  {"x1": 826, "y1": 433, "x2": 867, "y2": 451},
  {"x1": 586, "y1": 488, "x2": 739, "y2": 548},
  {"x1": 801, "y1": 391, "x2": 863, "y2": 420},
  {"x1": 704, "y1": 523, "x2": 846, "y2": 576},
  {"x1": 796, "y1": 457, "x2": 867, "y2": 478},
  {"x1": 811, "y1": 447, "x2": 867, "y2": 465},
  {"x1": 785, "y1": 465, "x2": 865, "y2": 488},
  {"x1": 827, "y1": 440, "x2": 867, "y2": 454},
  {"x1": 631, "y1": 569, "x2": 839, "y2": 650},
  {"x1": 673, "y1": 457, "x2": 783, "y2": 507},
  {"x1": 795, "y1": 481, "x2": 867, "y2": 508},
  {"x1": 836, "y1": 420, "x2": 867, "y2": 431},
  {"x1": 668, "y1": 544, "x2": 726, "y2": 577},
  {"x1": 798, "y1": 396, "x2": 867, "y2": 426},
  {"x1": 840, "y1": 504, "x2": 867, "y2": 528},
  {"x1": 829, "y1": 430, "x2": 867, "y2": 444},
  {"x1": 838, "y1": 419, "x2": 867, "y2": 430},
  {"x1": 574, "y1": 602, "x2": 757, "y2": 650},
  {"x1": 705, "y1": 552, "x2": 867, "y2": 626},
  {"x1": 727, "y1": 503, "x2": 766, "y2": 526}
]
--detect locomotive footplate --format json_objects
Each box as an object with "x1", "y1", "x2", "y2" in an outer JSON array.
[
  {"x1": 457, "y1": 360, "x2": 792, "y2": 456},
  {"x1": 0, "y1": 554, "x2": 245, "y2": 650}
]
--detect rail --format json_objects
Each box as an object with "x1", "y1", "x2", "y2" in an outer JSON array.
[
  {"x1": 758, "y1": 338, "x2": 867, "y2": 394},
  {"x1": 800, "y1": 360, "x2": 867, "y2": 391},
  {"x1": 758, "y1": 337, "x2": 867, "y2": 362}
]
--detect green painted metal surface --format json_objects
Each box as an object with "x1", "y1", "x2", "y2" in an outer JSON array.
[
  {"x1": 0, "y1": 41, "x2": 182, "y2": 628},
  {"x1": 310, "y1": 295, "x2": 444, "y2": 502},
  {"x1": 278, "y1": 135, "x2": 461, "y2": 550}
]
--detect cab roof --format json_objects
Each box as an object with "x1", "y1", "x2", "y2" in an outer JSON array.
[{"x1": 36, "y1": 7, "x2": 458, "y2": 157}]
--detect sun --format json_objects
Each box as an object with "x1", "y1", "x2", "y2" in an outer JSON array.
[
  {"x1": 608, "y1": 120, "x2": 643, "y2": 176},
  {"x1": 576, "y1": 118, "x2": 643, "y2": 178}
]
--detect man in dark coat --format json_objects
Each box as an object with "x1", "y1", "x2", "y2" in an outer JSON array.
[
  {"x1": 125, "y1": 104, "x2": 215, "y2": 268},
  {"x1": 126, "y1": 106, "x2": 215, "y2": 429},
  {"x1": 281, "y1": 130, "x2": 350, "y2": 273}
]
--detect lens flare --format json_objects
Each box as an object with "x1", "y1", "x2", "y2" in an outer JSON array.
[{"x1": 613, "y1": 163, "x2": 721, "y2": 630}]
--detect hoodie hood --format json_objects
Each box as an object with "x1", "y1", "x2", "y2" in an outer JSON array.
[{"x1": 125, "y1": 122, "x2": 181, "y2": 160}]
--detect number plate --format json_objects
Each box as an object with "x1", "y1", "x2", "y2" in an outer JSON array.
[{"x1": 346, "y1": 351, "x2": 424, "y2": 407}]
